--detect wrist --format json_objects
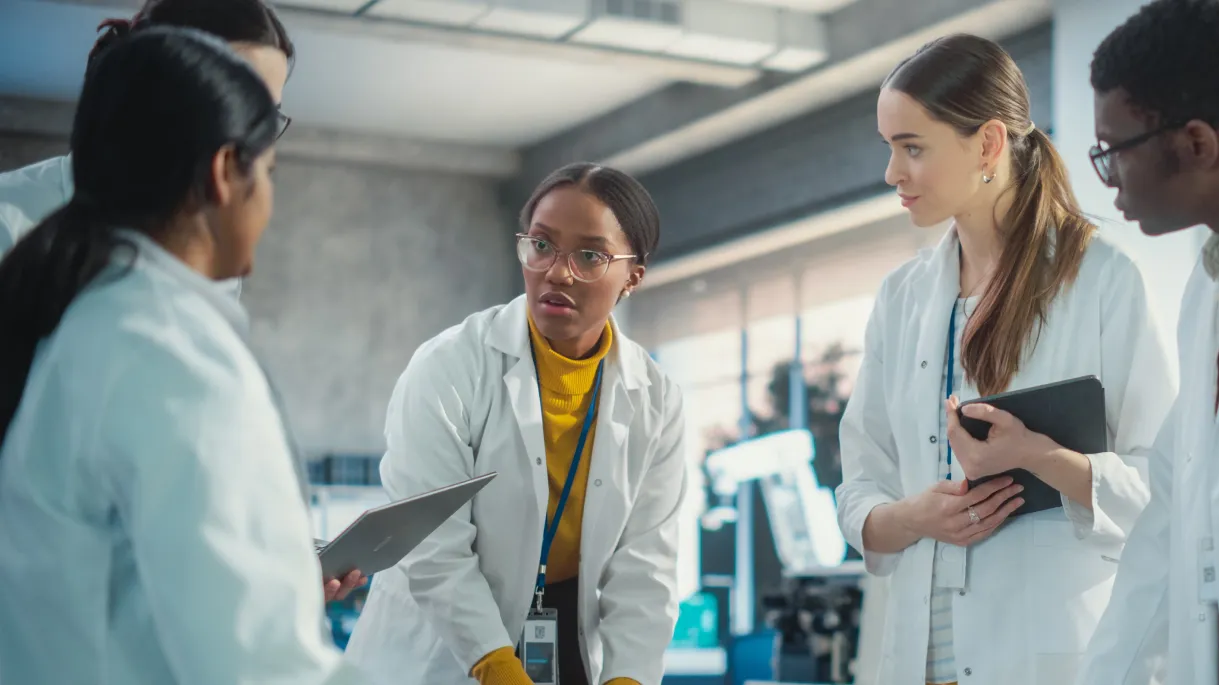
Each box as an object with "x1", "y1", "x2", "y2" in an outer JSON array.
[
  {"x1": 887, "y1": 498, "x2": 921, "y2": 541},
  {"x1": 1024, "y1": 441, "x2": 1068, "y2": 478}
]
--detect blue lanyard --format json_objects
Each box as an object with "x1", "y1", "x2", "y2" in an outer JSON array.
[
  {"x1": 945, "y1": 300, "x2": 958, "y2": 480},
  {"x1": 529, "y1": 342, "x2": 604, "y2": 610}
]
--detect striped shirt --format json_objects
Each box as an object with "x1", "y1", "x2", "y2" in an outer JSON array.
[{"x1": 926, "y1": 296, "x2": 979, "y2": 684}]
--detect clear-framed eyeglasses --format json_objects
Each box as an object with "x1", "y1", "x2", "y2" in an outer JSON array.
[{"x1": 515, "y1": 233, "x2": 638, "y2": 283}]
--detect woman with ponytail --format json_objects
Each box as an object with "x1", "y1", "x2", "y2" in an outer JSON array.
[
  {"x1": 0, "y1": 28, "x2": 365, "y2": 685},
  {"x1": 836, "y1": 34, "x2": 1176, "y2": 685}
]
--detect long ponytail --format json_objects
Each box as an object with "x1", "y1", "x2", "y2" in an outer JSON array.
[
  {"x1": 963, "y1": 127, "x2": 1095, "y2": 395},
  {"x1": 0, "y1": 204, "x2": 131, "y2": 441}
]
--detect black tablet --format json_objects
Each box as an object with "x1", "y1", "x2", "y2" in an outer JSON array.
[{"x1": 958, "y1": 375, "x2": 1106, "y2": 517}]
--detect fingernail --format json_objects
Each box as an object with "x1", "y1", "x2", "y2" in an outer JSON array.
[
  {"x1": 1016, "y1": 486, "x2": 1025, "y2": 492},
  {"x1": 1016, "y1": 498, "x2": 1025, "y2": 505}
]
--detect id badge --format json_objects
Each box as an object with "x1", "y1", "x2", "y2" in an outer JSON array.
[
  {"x1": 518, "y1": 608, "x2": 560, "y2": 685},
  {"x1": 1200, "y1": 537, "x2": 1219, "y2": 603}
]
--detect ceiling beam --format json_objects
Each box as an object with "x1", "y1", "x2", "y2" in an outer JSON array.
[
  {"x1": 0, "y1": 95, "x2": 521, "y2": 177},
  {"x1": 635, "y1": 22, "x2": 1052, "y2": 271},
  {"x1": 507, "y1": 0, "x2": 1051, "y2": 202}
]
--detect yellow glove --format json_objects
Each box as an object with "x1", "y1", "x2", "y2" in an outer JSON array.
[{"x1": 471, "y1": 647, "x2": 533, "y2": 685}]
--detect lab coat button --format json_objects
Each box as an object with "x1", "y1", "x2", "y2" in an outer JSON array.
[
  {"x1": 536, "y1": 458, "x2": 542, "y2": 465},
  {"x1": 1200, "y1": 612, "x2": 1207, "y2": 622},
  {"x1": 929, "y1": 436, "x2": 938, "y2": 444},
  {"x1": 963, "y1": 667, "x2": 972, "y2": 676},
  {"x1": 921, "y1": 361, "x2": 928, "y2": 368},
  {"x1": 594, "y1": 479, "x2": 602, "y2": 487},
  {"x1": 958, "y1": 590, "x2": 966, "y2": 596}
]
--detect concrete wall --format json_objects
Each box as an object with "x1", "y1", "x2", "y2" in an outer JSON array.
[{"x1": 0, "y1": 134, "x2": 518, "y2": 458}]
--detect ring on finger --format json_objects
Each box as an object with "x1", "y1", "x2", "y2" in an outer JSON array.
[{"x1": 967, "y1": 506, "x2": 981, "y2": 525}]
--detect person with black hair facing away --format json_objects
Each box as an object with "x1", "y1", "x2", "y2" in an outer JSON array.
[
  {"x1": 342, "y1": 163, "x2": 687, "y2": 685},
  {"x1": 837, "y1": 33, "x2": 1176, "y2": 685},
  {"x1": 0, "y1": 27, "x2": 370, "y2": 685},
  {"x1": 0, "y1": 0, "x2": 366, "y2": 603},
  {"x1": 1078, "y1": 2, "x2": 1219, "y2": 684}
]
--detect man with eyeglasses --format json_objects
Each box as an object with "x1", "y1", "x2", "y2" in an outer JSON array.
[{"x1": 1077, "y1": 1, "x2": 1219, "y2": 684}]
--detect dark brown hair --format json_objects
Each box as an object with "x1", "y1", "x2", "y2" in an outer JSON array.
[
  {"x1": 884, "y1": 33, "x2": 1095, "y2": 395},
  {"x1": 89, "y1": 0, "x2": 295, "y2": 70}
]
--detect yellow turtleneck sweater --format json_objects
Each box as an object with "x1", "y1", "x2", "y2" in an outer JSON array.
[{"x1": 471, "y1": 318, "x2": 639, "y2": 685}]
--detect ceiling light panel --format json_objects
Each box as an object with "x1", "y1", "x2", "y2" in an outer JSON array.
[
  {"x1": 472, "y1": 0, "x2": 591, "y2": 39},
  {"x1": 721, "y1": 0, "x2": 854, "y2": 12},
  {"x1": 760, "y1": 9, "x2": 827, "y2": 72},
  {"x1": 282, "y1": 0, "x2": 371, "y2": 11},
  {"x1": 366, "y1": 0, "x2": 492, "y2": 26},
  {"x1": 665, "y1": 0, "x2": 777, "y2": 64},
  {"x1": 569, "y1": 0, "x2": 683, "y2": 52}
]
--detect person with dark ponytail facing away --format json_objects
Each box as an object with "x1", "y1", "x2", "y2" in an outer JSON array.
[
  {"x1": 836, "y1": 34, "x2": 1175, "y2": 685},
  {"x1": 0, "y1": 0, "x2": 367, "y2": 603},
  {"x1": 0, "y1": 28, "x2": 366, "y2": 685}
]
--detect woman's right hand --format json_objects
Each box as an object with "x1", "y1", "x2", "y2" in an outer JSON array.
[{"x1": 902, "y1": 476, "x2": 1025, "y2": 547}]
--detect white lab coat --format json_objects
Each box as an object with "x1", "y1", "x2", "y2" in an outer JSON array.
[
  {"x1": 343, "y1": 294, "x2": 687, "y2": 685},
  {"x1": 0, "y1": 231, "x2": 364, "y2": 685},
  {"x1": 0, "y1": 155, "x2": 241, "y2": 296},
  {"x1": 1078, "y1": 248, "x2": 1219, "y2": 685},
  {"x1": 836, "y1": 227, "x2": 1176, "y2": 685}
]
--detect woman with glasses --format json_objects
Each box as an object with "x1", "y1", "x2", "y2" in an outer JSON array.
[
  {"x1": 837, "y1": 34, "x2": 1176, "y2": 685},
  {"x1": 344, "y1": 162, "x2": 687, "y2": 685},
  {"x1": 0, "y1": 0, "x2": 366, "y2": 603},
  {"x1": 0, "y1": 0, "x2": 293, "y2": 299},
  {"x1": 0, "y1": 27, "x2": 365, "y2": 684}
]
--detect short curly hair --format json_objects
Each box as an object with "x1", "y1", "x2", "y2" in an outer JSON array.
[{"x1": 1091, "y1": 0, "x2": 1219, "y2": 126}]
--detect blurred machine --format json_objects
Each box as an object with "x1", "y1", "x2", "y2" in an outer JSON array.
[{"x1": 702, "y1": 429, "x2": 865, "y2": 684}]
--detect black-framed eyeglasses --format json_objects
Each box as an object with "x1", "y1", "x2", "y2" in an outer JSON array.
[
  {"x1": 515, "y1": 234, "x2": 637, "y2": 283},
  {"x1": 1089, "y1": 123, "x2": 1181, "y2": 186},
  {"x1": 275, "y1": 110, "x2": 292, "y2": 140}
]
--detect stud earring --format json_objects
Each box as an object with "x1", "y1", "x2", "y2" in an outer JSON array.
[
  {"x1": 622, "y1": 290, "x2": 632, "y2": 299},
  {"x1": 982, "y1": 171, "x2": 993, "y2": 184}
]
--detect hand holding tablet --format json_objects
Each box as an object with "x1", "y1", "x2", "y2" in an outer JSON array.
[{"x1": 948, "y1": 376, "x2": 1107, "y2": 517}]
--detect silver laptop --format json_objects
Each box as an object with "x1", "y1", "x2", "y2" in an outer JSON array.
[{"x1": 315, "y1": 472, "x2": 496, "y2": 577}]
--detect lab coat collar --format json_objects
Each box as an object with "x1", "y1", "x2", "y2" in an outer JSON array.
[
  {"x1": 57, "y1": 154, "x2": 74, "y2": 200},
  {"x1": 117, "y1": 229, "x2": 252, "y2": 339},
  {"x1": 1202, "y1": 231, "x2": 1219, "y2": 282},
  {"x1": 117, "y1": 229, "x2": 312, "y2": 503},
  {"x1": 486, "y1": 293, "x2": 651, "y2": 390}
]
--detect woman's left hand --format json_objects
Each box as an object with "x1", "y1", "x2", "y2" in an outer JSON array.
[
  {"x1": 945, "y1": 396, "x2": 1060, "y2": 480},
  {"x1": 324, "y1": 569, "x2": 368, "y2": 602}
]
